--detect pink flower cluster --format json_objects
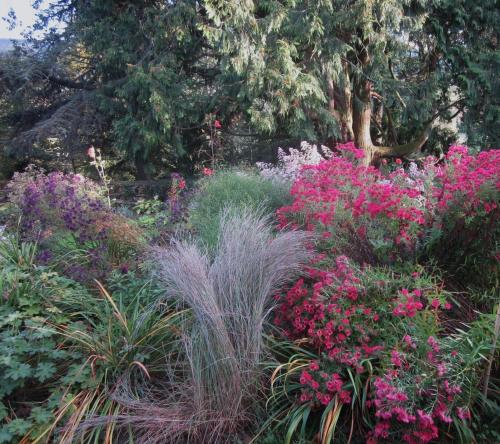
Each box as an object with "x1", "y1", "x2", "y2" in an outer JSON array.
[
  {"x1": 367, "y1": 334, "x2": 471, "y2": 444},
  {"x1": 277, "y1": 143, "x2": 429, "y2": 263},
  {"x1": 299, "y1": 366, "x2": 351, "y2": 406},
  {"x1": 275, "y1": 256, "x2": 386, "y2": 403},
  {"x1": 274, "y1": 256, "x2": 448, "y2": 409},
  {"x1": 392, "y1": 289, "x2": 423, "y2": 318},
  {"x1": 274, "y1": 255, "x2": 472, "y2": 442},
  {"x1": 272, "y1": 144, "x2": 496, "y2": 442},
  {"x1": 277, "y1": 143, "x2": 499, "y2": 266},
  {"x1": 434, "y1": 146, "x2": 500, "y2": 214}
]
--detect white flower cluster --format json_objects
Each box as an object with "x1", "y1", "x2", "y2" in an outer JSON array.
[{"x1": 257, "y1": 141, "x2": 332, "y2": 184}]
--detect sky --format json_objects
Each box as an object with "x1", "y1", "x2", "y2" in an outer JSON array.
[{"x1": 0, "y1": 0, "x2": 49, "y2": 39}]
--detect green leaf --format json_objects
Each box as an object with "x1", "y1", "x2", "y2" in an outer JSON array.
[
  {"x1": 6, "y1": 418, "x2": 31, "y2": 436},
  {"x1": 0, "y1": 403, "x2": 8, "y2": 421},
  {"x1": 29, "y1": 406, "x2": 53, "y2": 425},
  {"x1": 0, "y1": 428, "x2": 13, "y2": 444},
  {"x1": 5, "y1": 363, "x2": 31, "y2": 381},
  {"x1": 35, "y1": 362, "x2": 57, "y2": 382}
]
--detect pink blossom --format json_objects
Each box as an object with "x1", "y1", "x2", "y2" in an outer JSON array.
[{"x1": 87, "y1": 145, "x2": 96, "y2": 159}]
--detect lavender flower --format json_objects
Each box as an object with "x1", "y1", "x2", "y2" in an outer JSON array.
[{"x1": 257, "y1": 141, "x2": 333, "y2": 184}]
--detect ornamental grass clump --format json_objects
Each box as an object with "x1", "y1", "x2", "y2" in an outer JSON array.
[
  {"x1": 189, "y1": 169, "x2": 291, "y2": 249},
  {"x1": 138, "y1": 207, "x2": 312, "y2": 443}
]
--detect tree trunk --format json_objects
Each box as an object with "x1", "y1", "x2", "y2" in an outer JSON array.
[
  {"x1": 353, "y1": 80, "x2": 375, "y2": 164},
  {"x1": 135, "y1": 154, "x2": 150, "y2": 180},
  {"x1": 326, "y1": 63, "x2": 354, "y2": 143},
  {"x1": 352, "y1": 79, "x2": 430, "y2": 165},
  {"x1": 373, "y1": 100, "x2": 384, "y2": 145}
]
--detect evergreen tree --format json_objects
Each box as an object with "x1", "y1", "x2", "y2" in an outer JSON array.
[
  {"x1": 2, "y1": 1, "x2": 218, "y2": 177},
  {"x1": 1, "y1": 0, "x2": 497, "y2": 173},
  {"x1": 204, "y1": 0, "x2": 499, "y2": 161}
]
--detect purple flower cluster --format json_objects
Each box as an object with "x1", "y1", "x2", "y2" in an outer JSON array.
[
  {"x1": 8, "y1": 170, "x2": 108, "y2": 243},
  {"x1": 7, "y1": 169, "x2": 115, "y2": 281}
]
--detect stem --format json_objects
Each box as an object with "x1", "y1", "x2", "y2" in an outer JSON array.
[
  {"x1": 483, "y1": 302, "x2": 500, "y2": 399},
  {"x1": 92, "y1": 150, "x2": 112, "y2": 209}
]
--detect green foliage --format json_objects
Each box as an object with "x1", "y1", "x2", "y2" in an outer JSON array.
[
  {"x1": 427, "y1": 0, "x2": 500, "y2": 149},
  {"x1": 133, "y1": 196, "x2": 166, "y2": 229},
  {"x1": 424, "y1": 207, "x2": 499, "y2": 293},
  {"x1": 132, "y1": 195, "x2": 181, "y2": 237},
  {"x1": 0, "y1": 236, "x2": 89, "y2": 443},
  {"x1": 3, "y1": 0, "x2": 498, "y2": 173},
  {"x1": 189, "y1": 170, "x2": 291, "y2": 248},
  {"x1": 64, "y1": 273, "x2": 185, "y2": 381},
  {"x1": 29, "y1": 270, "x2": 188, "y2": 444},
  {"x1": 5, "y1": 0, "x2": 216, "y2": 175}
]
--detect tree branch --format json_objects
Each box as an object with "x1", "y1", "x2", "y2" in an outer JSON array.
[
  {"x1": 47, "y1": 74, "x2": 93, "y2": 90},
  {"x1": 372, "y1": 125, "x2": 432, "y2": 157}
]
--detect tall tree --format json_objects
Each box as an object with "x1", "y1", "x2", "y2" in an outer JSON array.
[
  {"x1": 2, "y1": 0, "x2": 497, "y2": 172},
  {"x1": 427, "y1": 0, "x2": 499, "y2": 149},
  {"x1": 203, "y1": 0, "x2": 498, "y2": 162},
  {"x1": 2, "y1": 0, "x2": 218, "y2": 178}
]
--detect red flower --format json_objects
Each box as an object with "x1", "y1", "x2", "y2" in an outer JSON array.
[
  {"x1": 202, "y1": 167, "x2": 214, "y2": 176},
  {"x1": 214, "y1": 119, "x2": 222, "y2": 129},
  {"x1": 395, "y1": 158, "x2": 402, "y2": 165}
]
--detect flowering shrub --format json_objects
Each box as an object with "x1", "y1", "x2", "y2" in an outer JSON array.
[
  {"x1": 424, "y1": 146, "x2": 500, "y2": 290},
  {"x1": 273, "y1": 259, "x2": 486, "y2": 443},
  {"x1": 276, "y1": 144, "x2": 499, "y2": 272},
  {"x1": 7, "y1": 167, "x2": 108, "y2": 243},
  {"x1": 6, "y1": 168, "x2": 144, "y2": 281},
  {"x1": 277, "y1": 143, "x2": 429, "y2": 264},
  {"x1": 367, "y1": 332, "x2": 477, "y2": 444},
  {"x1": 257, "y1": 141, "x2": 333, "y2": 184},
  {"x1": 269, "y1": 144, "x2": 498, "y2": 442},
  {"x1": 275, "y1": 259, "x2": 447, "y2": 382}
]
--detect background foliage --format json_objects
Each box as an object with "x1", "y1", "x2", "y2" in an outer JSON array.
[{"x1": 1, "y1": 0, "x2": 498, "y2": 179}]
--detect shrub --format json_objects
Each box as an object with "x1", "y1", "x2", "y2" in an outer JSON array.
[
  {"x1": 277, "y1": 143, "x2": 428, "y2": 265},
  {"x1": 277, "y1": 144, "x2": 499, "y2": 277},
  {"x1": 6, "y1": 168, "x2": 145, "y2": 281},
  {"x1": 257, "y1": 141, "x2": 333, "y2": 184},
  {"x1": 7, "y1": 167, "x2": 107, "y2": 243},
  {"x1": 265, "y1": 144, "x2": 499, "y2": 443},
  {"x1": 94, "y1": 213, "x2": 146, "y2": 265},
  {"x1": 269, "y1": 262, "x2": 492, "y2": 443},
  {"x1": 189, "y1": 170, "x2": 291, "y2": 249},
  {"x1": 422, "y1": 146, "x2": 500, "y2": 291}
]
